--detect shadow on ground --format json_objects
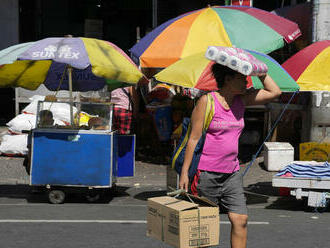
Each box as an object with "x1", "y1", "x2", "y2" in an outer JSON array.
[
  {"x1": 0, "y1": 184, "x2": 130, "y2": 204},
  {"x1": 244, "y1": 181, "x2": 278, "y2": 205},
  {"x1": 266, "y1": 197, "x2": 330, "y2": 212},
  {"x1": 245, "y1": 182, "x2": 330, "y2": 212},
  {"x1": 134, "y1": 190, "x2": 168, "y2": 201},
  {"x1": 265, "y1": 197, "x2": 306, "y2": 211}
]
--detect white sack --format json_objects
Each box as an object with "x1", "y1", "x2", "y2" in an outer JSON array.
[
  {"x1": 7, "y1": 114, "x2": 35, "y2": 134},
  {"x1": 22, "y1": 96, "x2": 77, "y2": 123},
  {"x1": 0, "y1": 134, "x2": 28, "y2": 156},
  {"x1": 7, "y1": 113, "x2": 66, "y2": 134}
]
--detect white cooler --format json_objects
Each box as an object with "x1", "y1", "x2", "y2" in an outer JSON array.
[{"x1": 264, "y1": 142, "x2": 294, "y2": 171}]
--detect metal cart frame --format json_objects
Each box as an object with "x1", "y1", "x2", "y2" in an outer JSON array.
[
  {"x1": 28, "y1": 101, "x2": 135, "y2": 203},
  {"x1": 273, "y1": 176, "x2": 330, "y2": 208}
]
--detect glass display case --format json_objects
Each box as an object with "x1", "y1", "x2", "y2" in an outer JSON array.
[{"x1": 35, "y1": 100, "x2": 113, "y2": 131}]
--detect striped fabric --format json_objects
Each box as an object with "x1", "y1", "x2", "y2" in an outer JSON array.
[{"x1": 276, "y1": 161, "x2": 330, "y2": 178}]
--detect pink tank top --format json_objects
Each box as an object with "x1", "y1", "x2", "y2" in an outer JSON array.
[{"x1": 198, "y1": 92, "x2": 245, "y2": 173}]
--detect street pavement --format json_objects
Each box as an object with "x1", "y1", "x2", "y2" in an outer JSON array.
[
  {"x1": 0, "y1": 154, "x2": 279, "y2": 199},
  {"x1": 1, "y1": 155, "x2": 330, "y2": 248}
]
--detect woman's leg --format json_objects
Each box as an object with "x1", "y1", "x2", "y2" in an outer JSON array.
[
  {"x1": 228, "y1": 212, "x2": 248, "y2": 248},
  {"x1": 221, "y1": 171, "x2": 248, "y2": 248},
  {"x1": 197, "y1": 171, "x2": 248, "y2": 247}
]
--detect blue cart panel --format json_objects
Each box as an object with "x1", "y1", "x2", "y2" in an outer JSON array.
[
  {"x1": 117, "y1": 135, "x2": 135, "y2": 177},
  {"x1": 31, "y1": 130, "x2": 115, "y2": 187}
]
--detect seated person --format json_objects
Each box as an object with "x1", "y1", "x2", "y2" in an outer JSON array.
[
  {"x1": 38, "y1": 110, "x2": 54, "y2": 128},
  {"x1": 88, "y1": 117, "x2": 109, "y2": 130}
]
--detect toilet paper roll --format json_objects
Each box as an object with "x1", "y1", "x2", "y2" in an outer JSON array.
[
  {"x1": 215, "y1": 50, "x2": 230, "y2": 65},
  {"x1": 237, "y1": 50, "x2": 268, "y2": 76},
  {"x1": 237, "y1": 52, "x2": 250, "y2": 61},
  {"x1": 225, "y1": 47, "x2": 238, "y2": 56},
  {"x1": 205, "y1": 46, "x2": 219, "y2": 61},
  {"x1": 239, "y1": 60, "x2": 253, "y2": 75},
  {"x1": 205, "y1": 46, "x2": 268, "y2": 76},
  {"x1": 249, "y1": 62, "x2": 268, "y2": 76},
  {"x1": 227, "y1": 55, "x2": 241, "y2": 71}
]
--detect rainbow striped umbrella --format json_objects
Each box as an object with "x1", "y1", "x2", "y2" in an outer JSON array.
[
  {"x1": 0, "y1": 37, "x2": 148, "y2": 91},
  {"x1": 282, "y1": 40, "x2": 330, "y2": 91},
  {"x1": 154, "y1": 49, "x2": 299, "y2": 92},
  {"x1": 130, "y1": 5, "x2": 301, "y2": 69}
]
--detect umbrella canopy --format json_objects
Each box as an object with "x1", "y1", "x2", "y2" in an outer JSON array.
[
  {"x1": 130, "y1": 5, "x2": 301, "y2": 69},
  {"x1": 282, "y1": 40, "x2": 330, "y2": 91},
  {"x1": 272, "y1": 2, "x2": 312, "y2": 50},
  {"x1": 0, "y1": 37, "x2": 148, "y2": 91},
  {"x1": 154, "y1": 49, "x2": 299, "y2": 92}
]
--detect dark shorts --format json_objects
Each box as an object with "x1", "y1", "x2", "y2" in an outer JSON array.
[
  {"x1": 113, "y1": 107, "x2": 132, "y2": 134},
  {"x1": 193, "y1": 170, "x2": 247, "y2": 215}
]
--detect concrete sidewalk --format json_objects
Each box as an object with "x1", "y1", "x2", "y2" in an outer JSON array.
[
  {"x1": 0, "y1": 155, "x2": 286, "y2": 210},
  {"x1": 0, "y1": 156, "x2": 277, "y2": 194},
  {"x1": 0, "y1": 124, "x2": 278, "y2": 196}
]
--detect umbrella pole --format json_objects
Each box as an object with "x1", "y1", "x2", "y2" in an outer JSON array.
[{"x1": 67, "y1": 66, "x2": 74, "y2": 126}]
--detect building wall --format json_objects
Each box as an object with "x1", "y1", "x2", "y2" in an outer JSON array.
[
  {"x1": 0, "y1": 0, "x2": 18, "y2": 124},
  {"x1": 313, "y1": 0, "x2": 330, "y2": 41},
  {"x1": 0, "y1": 0, "x2": 19, "y2": 49}
]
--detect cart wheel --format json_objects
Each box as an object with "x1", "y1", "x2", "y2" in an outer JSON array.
[
  {"x1": 48, "y1": 190, "x2": 65, "y2": 204},
  {"x1": 86, "y1": 192, "x2": 101, "y2": 203}
]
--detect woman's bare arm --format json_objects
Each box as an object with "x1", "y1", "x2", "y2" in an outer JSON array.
[
  {"x1": 243, "y1": 74, "x2": 282, "y2": 106},
  {"x1": 179, "y1": 95, "x2": 207, "y2": 191}
]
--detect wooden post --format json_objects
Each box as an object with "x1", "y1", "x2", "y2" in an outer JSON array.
[{"x1": 67, "y1": 66, "x2": 74, "y2": 126}]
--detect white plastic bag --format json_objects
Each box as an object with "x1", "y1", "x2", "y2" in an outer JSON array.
[
  {"x1": 7, "y1": 113, "x2": 66, "y2": 134},
  {"x1": 22, "y1": 96, "x2": 77, "y2": 123},
  {"x1": 0, "y1": 134, "x2": 28, "y2": 156},
  {"x1": 45, "y1": 102, "x2": 78, "y2": 124},
  {"x1": 22, "y1": 95, "x2": 45, "y2": 114},
  {"x1": 6, "y1": 114, "x2": 35, "y2": 134}
]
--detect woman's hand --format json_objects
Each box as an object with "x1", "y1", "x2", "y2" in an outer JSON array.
[{"x1": 179, "y1": 171, "x2": 189, "y2": 192}]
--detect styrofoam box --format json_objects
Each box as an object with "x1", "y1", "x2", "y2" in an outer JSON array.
[{"x1": 264, "y1": 142, "x2": 294, "y2": 171}]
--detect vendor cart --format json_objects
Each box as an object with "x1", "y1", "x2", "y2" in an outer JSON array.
[
  {"x1": 272, "y1": 161, "x2": 330, "y2": 208},
  {"x1": 28, "y1": 100, "x2": 135, "y2": 204}
]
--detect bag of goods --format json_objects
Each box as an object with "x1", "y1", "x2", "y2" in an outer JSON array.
[
  {"x1": 6, "y1": 114, "x2": 35, "y2": 134},
  {"x1": 7, "y1": 113, "x2": 66, "y2": 134},
  {"x1": 22, "y1": 95, "x2": 77, "y2": 124},
  {"x1": 0, "y1": 134, "x2": 28, "y2": 156},
  {"x1": 205, "y1": 46, "x2": 268, "y2": 76}
]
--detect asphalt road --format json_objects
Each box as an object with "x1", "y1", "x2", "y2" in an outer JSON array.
[
  {"x1": 0, "y1": 183, "x2": 330, "y2": 248},
  {"x1": 1, "y1": 157, "x2": 330, "y2": 247}
]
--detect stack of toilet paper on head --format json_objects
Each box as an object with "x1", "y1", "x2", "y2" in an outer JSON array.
[{"x1": 205, "y1": 46, "x2": 268, "y2": 76}]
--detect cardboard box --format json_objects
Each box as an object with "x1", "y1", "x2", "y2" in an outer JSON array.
[{"x1": 147, "y1": 194, "x2": 219, "y2": 248}]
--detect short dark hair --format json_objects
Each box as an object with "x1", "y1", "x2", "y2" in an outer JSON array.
[
  {"x1": 39, "y1": 110, "x2": 53, "y2": 119},
  {"x1": 211, "y1": 63, "x2": 239, "y2": 89}
]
